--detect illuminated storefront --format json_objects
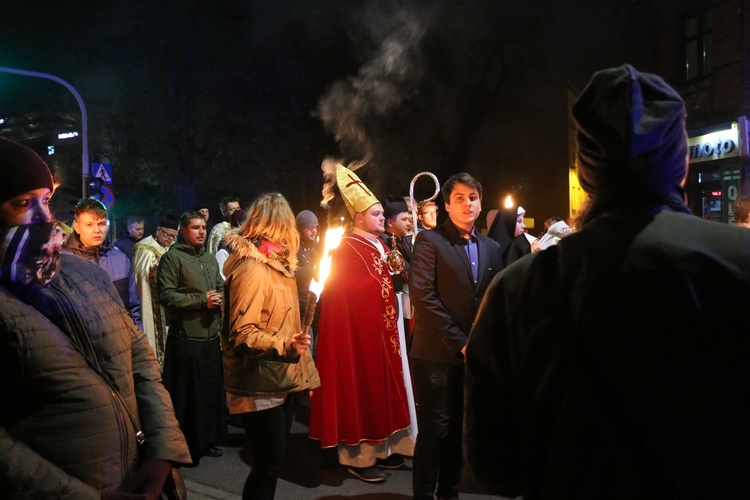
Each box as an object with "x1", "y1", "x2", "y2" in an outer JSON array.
[{"x1": 685, "y1": 118, "x2": 750, "y2": 224}]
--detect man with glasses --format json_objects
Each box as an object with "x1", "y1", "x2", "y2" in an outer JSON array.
[
  {"x1": 133, "y1": 215, "x2": 180, "y2": 371},
  {"x1": 417, "y1": 200, "x2": 438, "y2": 232}
]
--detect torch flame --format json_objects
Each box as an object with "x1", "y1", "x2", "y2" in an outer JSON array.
[
  {"x1": 504, "y1": 195, "x2": 514, "y2": 208},
  {"x1": 304, "y1": 225, "x2": 346, "y2": 332},
  {"x1": 309, "y1": 225, "x2": 345, "y2": 297}
]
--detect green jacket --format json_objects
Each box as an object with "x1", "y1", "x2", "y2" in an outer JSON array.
[{"x1": 157, "y1": 243, "x2": 223, "y2": 341}]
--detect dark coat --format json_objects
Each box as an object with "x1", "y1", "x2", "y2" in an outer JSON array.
[
  {"x1": 408, "y1": 219, "x2": 502, "y2": 365},
  {"x1": 113, "y1": 235, "x2": 138, "y2": 261},
  {"x1": 0, "y1": 255, "x2": 190, "y2": 498},
  {"x1": 466, "y1": 209, "x2": 750, "y2": 499}
]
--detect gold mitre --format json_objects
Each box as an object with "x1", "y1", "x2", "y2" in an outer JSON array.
[{"x1": 336, "y1": 164, "x2": 379, "y2": 217}]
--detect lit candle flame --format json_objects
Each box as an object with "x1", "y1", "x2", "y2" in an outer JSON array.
[{"x1": 504, "y1": 195, "x2": 514, "y2": 208}]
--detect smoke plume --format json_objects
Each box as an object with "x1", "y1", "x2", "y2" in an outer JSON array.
[{"x1": 317, "y1": 5, "x2": 428, "y2": 167}]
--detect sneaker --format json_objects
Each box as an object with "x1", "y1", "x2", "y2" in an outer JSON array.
[
  {"x1": 204, "y1": 447, "x2": 223, "y2": 457},
  {"x1": 347, "y1": 466, "x2": 387, "y2": 483},
  {"x1": 377, "y1": 454, "x2": 405, "y2": 469}
]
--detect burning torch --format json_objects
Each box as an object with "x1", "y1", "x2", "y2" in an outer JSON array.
[{"x1": 301, "y1": 225, "x2": 345, "y2": 333}]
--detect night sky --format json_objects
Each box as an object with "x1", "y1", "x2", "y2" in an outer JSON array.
[{"x1": 0, "y1": 0, "x2": 658, "y2": 225}]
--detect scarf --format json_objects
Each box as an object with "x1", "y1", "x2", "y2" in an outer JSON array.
[{"x1": 0, "y1": 222, "x2": 65, "y2": 289}]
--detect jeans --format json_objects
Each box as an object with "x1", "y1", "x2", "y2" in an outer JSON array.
[
  {"x1": 239, "y1": 395, "x2": 295, "y2": 500},
  {"x1": 411, "y1": 358, "x2": 464, "y2": 499}
]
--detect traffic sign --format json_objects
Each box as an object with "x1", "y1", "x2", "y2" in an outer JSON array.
[
  {"x1": 99, "y1": 185, "x2": 116, "y2": 209},
  {"x1": 92, "y1": 163, "x2": 113, "y2": 184}
]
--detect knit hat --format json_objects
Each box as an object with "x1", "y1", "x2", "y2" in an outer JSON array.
[
  {"x1": 0, "y1": 137, "x2": 54, "y2": 205},
  {"x1": 336, "y1": 164, "x2": 379, "y2": 217},
  {"x1": 572, "y1": 64, "x2": 687, "y2": 197},
  {"x1": 159, "y1": 214, "x2": 179, "y2": 230},
  {"x1": 295, "y1": 210, "x2": 318, "y2": 231}
]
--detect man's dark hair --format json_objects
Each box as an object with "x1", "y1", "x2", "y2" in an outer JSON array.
[
  {"x1": 179, "y1": 210, "x2": 206, "y2": 229},
  {"x1": 734, "y1": 195, "x2": 750, "y2": 224},
  {"x1": 219, "y1": 196, "x2": 239, "y2": 213},
  {"x1": 442, "y1": 173, "x2": 482, "y2": 203}
]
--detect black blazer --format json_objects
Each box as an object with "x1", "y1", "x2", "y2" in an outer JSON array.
[{"x1": 408, "y1": 219, "x2": 502, "y2": 365}]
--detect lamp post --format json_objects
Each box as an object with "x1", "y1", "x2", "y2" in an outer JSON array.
[{"x1": 0, "y1": 66, "x2": 89, "y2": 197}]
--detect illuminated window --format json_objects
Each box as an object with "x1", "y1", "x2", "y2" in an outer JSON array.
[{"x1": 685, "y1": 11, "x2": 712, "y2": 81}]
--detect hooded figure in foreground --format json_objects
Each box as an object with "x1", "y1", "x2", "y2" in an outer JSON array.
[{"x1": 465, "y1": 65, "x2": 750, "y2": 498}]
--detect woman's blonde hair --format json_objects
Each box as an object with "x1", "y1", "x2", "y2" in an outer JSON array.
[{"x1": 239, "y1": 192, "x2": 299, "y2": 257}]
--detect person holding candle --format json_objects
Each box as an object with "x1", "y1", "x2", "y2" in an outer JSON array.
[{"x1": 221, "y1": 192, "x2": 320, "y2": 500}]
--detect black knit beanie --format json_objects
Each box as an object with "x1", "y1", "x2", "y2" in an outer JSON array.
[
  {"x1": 572, "y1": 64, "x2": 688, "y2": 198},
  {"x1": 0, "y1": 137, "x2": 54, "y2": 204}
]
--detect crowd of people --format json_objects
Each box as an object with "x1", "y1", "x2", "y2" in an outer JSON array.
[{"x1": 2, "y1": 63, "x2": 750, "y2": 500}]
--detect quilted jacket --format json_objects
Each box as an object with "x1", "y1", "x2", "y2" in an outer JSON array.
[{"x1": 0, "y1": 254, "x2": 190, "y2": 498}]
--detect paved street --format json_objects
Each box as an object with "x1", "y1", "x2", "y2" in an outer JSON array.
[{"x1": 181, "y1": 406, "x2": 509, "y2": 500}]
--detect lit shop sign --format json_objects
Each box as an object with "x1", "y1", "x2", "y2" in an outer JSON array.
[{"x1": 688, "y1": 122, "x2": 740, "y2": 164}]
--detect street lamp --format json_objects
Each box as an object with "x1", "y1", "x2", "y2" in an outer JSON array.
[{"x1": 0, "y1": 66, "x2": 90, "y2": 198}]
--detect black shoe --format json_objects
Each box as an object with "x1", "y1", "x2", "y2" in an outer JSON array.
[
  {"x1": 377, "y1": 454, "x2": 404, "y2": 469},
  {"x1": 204, "y1": 447, "x2": 223, "y2": 457},
  {"x1": 347, "y1": 466, "x2": 387, "y2": 483}
]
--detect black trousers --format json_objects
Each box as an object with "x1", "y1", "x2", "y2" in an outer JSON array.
[
  {"x1": 162, "y1": 335, "x2": 227, "y2": 463},
  {"x1": 411, "y1": 358, "x2": 464, "y2": 499},
  {"x1": 239, "y1": 395, "x2": 296, "y2": 500}
]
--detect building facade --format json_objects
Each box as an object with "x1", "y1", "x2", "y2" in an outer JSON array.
[{"x1": 654, "y1": 0, "x2": 750, "y2": 223}]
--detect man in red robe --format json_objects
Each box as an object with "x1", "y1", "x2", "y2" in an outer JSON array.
[{"x1": 309, "y1": 164, "x2": 415, "y2": 483}]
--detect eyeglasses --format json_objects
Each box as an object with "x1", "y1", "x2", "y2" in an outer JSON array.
[{"x1": 158, "y1": 227, "x2": 178, "y2": 240}]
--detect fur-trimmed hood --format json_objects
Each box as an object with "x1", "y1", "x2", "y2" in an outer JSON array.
[{"x1": 223, "y1": 229, "x2": 297, "y2": 277}]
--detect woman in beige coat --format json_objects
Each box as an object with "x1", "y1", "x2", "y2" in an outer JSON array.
[{"x1": 221, "y1": 192, "x2": 320, "y2": 500}]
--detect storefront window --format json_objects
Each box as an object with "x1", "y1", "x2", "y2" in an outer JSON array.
[{"x1": 685, "y1": 11, "x2": 712, "y2": 81}]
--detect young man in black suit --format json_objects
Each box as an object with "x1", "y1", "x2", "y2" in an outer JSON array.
[{"x1": 408, "y1": 172, "x2": 503, "y2": 500}]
